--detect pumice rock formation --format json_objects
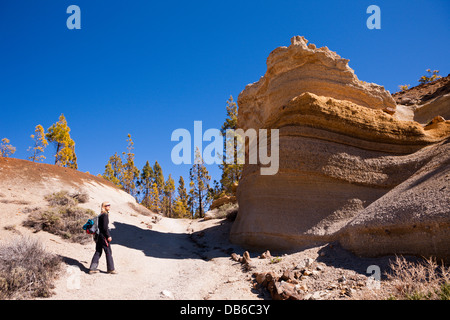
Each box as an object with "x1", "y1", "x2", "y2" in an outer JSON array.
[
  {"x1": 230, "y1": 36, "x2": 450, "y2": 261},
  {"x1": 237, "y1": 36, "x2": 396, "y2": 132}
]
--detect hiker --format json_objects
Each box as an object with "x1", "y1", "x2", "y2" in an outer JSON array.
[{"x1": 89, "y1": 202, "x2": 117, "y2": 274}]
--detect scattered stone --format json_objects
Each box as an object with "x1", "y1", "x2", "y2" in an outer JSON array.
[
  {"x1": 254, "y1": 273, "x2": 266, "y2": 285},
  {"x1": 160, "y1": 290, "x2": 174, "y2": 299},
  {"x1": 302, "y1": 270, "x2": 312, "y2": 276},
  {"x1": 243, "y1": 262, "x2": 256, "y2": 272},
  {"x1": 230, "y1": 253, "x2": 241, "y2": 262},
  {"x1": 265, "y1": 272, "x2": 277, "y2": 284},
  {"x1": 273, "y1": 281, "x2": 303, "y2": 300},
  {"x1": 226, "y1": 277, "x2": 239, "y2": 283},
  {"x1": 339, "y1": 287, "x2": 355, "y2": 297},
  {"x1": 327, "y1": 284, "x2": 338, "y2": 290},
  {"x1": 304, "y1": 291, "x2": 326, "y2": 300},
  {"x1": 260, "y1": 250, "x2": 272, "y2": 259},
  {"x1": 295, "y1": 258, "x2": 314, "y2": 270},
  {"x1": 296, "y1": 283, "x2": 308, "y2": 292},
  {"x1": 242, "y1": 251, "x2": 251, "y2": 264},
  {"x1": 281, "y1": 270, "x2": 296, "y2": 282},
  {"x1": 253, "y1": 271, "x2": 308, "y2": 300}
]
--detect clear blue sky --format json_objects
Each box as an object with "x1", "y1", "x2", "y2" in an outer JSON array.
[{"x1": 1, "y1": 0, "x2": 449, "y2": 188}]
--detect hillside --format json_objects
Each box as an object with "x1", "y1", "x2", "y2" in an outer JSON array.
[{"x1": 393, "y1": 74, "x2": 450, "y2": 124}]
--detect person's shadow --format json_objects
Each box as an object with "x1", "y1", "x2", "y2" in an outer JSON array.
[
  {"x1": 109, "y1": 221, "x2": 238, "y2": 260},
  {"x1": 60, "y1": 255, "x2": 91, "y2": 273}
]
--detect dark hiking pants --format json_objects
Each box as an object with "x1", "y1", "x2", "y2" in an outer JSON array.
[{"x1": 89, "y1": 235, "x2": 115, "y2": 271}]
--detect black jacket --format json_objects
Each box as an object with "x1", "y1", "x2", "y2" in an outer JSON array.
[{"x1": 98, "y1": 213, "x2": 111, "y2": 239}]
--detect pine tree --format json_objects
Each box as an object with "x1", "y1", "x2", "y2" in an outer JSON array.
[
  {"x1": 219, "y1": 96, "x2": 243, "y2": 195},
  {"x1": 177, "y1": 176, "x2": 189, "y2": 209},
  {"x1": 188, "y1": 179, "x2": 197, "y2": 217},
  {"x1": 28, "y1": 125, "x2": 48, "y2": 162},
  {"x1": 173, "y1": 200, "x2": 190, "y2": 218},
  {"x1": 46, "y1": 114, "x2": 77, "y2": 169},
  {"x1": 173, "y1": 176, "x2": 190, "y2": 218},
  {"x1": 152, "y1": 160, "x2": 164, "y2": 206},
  {"x1": 208, "y1": 180, "x2": 224, "y2": 204},
  {"x1": 149, "y1": 182, "x2": 160, "y2": 213},
  {"x1": 0, "y1": 138, "x2": 16, "y2": 157},
  {"x1": 121, "y1": 134, "x2": 140, "y2": 198},
  {"x1": 189, "y1": 147, "x2": 211, "y2": 218},
  {"x1": 162, "y1": 174, "x2": 175, "y2": 217},
  {"x1": 102, "y1": 152, "x2": 123, "y2": 187},
  {"x1": 138, "y1": 160, "x2": 154, "y2": 208}
]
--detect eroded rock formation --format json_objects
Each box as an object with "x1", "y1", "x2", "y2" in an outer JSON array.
[
  {"x1": 238, "y1": 36, "x2": 396, "y2": 132},
  {"x1": 230, "y1": 36, "x2": 450, "y2": 261}
]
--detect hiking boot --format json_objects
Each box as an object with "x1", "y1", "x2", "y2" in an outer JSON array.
[
  {"x1": 107, "y1": 270, "x2": 117, "y2": 274},
  {"x1": 89, "y1": 269, "x2": 99, "y2": 274}
]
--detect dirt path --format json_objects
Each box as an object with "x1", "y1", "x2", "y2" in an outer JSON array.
[{"x1": 45, "y1": 213, "x2": 259, "y2": 300}]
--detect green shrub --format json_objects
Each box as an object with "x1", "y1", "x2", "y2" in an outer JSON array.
[{"x1": 418, "y1": 69, "x2": 442, "y2": 85}]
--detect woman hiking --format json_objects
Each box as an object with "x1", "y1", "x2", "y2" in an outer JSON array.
[{"x1": 89, "y1": 202, "x2": 117, "y2": 274}]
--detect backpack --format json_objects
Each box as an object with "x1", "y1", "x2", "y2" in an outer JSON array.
[{"x1": 82, "y1": 215, "x2": 100, "y2": 235}]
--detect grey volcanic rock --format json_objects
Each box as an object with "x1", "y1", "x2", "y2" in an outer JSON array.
[{"x1": 339, "y1": 141, "x2": 450, "y2": 262}]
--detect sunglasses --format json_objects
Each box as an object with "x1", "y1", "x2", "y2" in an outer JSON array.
[{"x1": 105, "y1": 204, "x2": 111, "y2": 207}]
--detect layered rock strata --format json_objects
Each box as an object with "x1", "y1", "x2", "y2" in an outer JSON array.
[
  {"x1": 238, "y1": 36, "x2": 396, "y2": 132},
  {"x1": 230, "y1": 37, "x2": 450, "y2": 261},
  {"x1": 339, "y1": 140, "x2": 450, "y2": 261}
]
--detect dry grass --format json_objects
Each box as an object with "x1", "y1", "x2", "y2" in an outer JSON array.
[
  {"x1": 0, "y1": 236, "x2": 62, "y2": 299},
  {"x1": 44, "y1": 191, "x2": 76, "y2": 207},
  {"x1": 384, "y1": 256, "x2": 450, "y2": 300},
  {"x1": 24, "y1": 191, "x2": 96, "y2": 244},
  {"x1": 0, "y1": 199, "x2": 30, "y2": 205},
  {"x1": 205, "y1": 202, "x2": 239, "y2": 220},
  {"x1": 69, "y1": 189, "x2": 90, "y2": 204}
]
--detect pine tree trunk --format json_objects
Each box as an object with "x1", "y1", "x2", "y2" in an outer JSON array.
[{"x1": 55, "y1": 143, "x2": 61, "y2": 165}]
